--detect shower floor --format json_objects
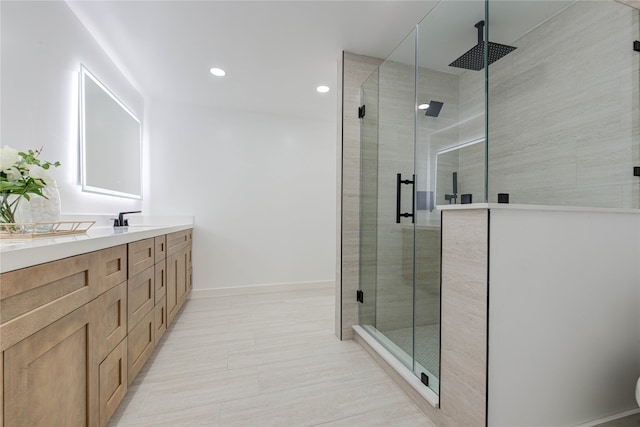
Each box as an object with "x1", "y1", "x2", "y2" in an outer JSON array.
[
  {"x1": 362, "y1": 324, "x2": 440, "y2": 392},
  {"x1": 384, "y1": 325, "x2": 440, "y2": 378}
]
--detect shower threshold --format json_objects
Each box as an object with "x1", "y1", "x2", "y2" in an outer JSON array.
[{"x1": 353, "y1": 324, "x2": 439, "y2": 408}]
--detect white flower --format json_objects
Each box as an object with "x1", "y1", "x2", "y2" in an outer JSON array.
[
  {"x1": 4, "y1": 167, "x2": 22, "y2": 182},
  {"x1": 0, "y1": 146, "x2": 19, "y2": 171},
  {"x1": 27, "y1": 164, "x2": 51, "y2": 184}
]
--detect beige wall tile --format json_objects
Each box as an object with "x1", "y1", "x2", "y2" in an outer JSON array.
[
  {"x1": 338, "y1": 52, "x2": 383, "y2": 339},
  {"x1": 440, "y1": 209, "x2": 488, "y2": 427}
]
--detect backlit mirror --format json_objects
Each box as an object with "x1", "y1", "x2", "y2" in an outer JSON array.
[{"x1": 80, "y1": 65, "x2": 142, "y2": 199}]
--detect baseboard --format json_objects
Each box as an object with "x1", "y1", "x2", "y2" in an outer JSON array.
[
  {"x1": 576, "y1": 408, "x2": 640, "y2": 427},
  {"x1": 189, "y1": 280, "x2": 334, "y2": 299}
]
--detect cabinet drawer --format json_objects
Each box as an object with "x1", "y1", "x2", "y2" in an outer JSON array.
[
  {"x1": 154, "y1": 235, "x2": 166, "y2": 263},
  {"x1": 154, "y1": 260, "x2": 166, "y2": 303},
  {"x1": 0, "y1": 253, "x2": 92, "y2": 351},
  {"x1": 166, "y1": 229, "x2": 192, "y2": 255},
  {"x1": 128, "y1": 238, "x2": 155, "y2": 278},
  {"x1": 127, "y1": 310, "x2": 154, "y2": 386},
  {"x1": 93, "y1": 282, "x2": 127, "y2": 361},
  {"x1": 154, "y1": 297, "x2": 167, "y2": 345},
  {"x1": 92, "y1": 245, "x2": 127, "y2": 298},
  {"x1": 99, "y1": 338, "x2": 127, "y2": 427},
  {"x1": 128, "y1": 267, "x2": 154, "y2": 332}
]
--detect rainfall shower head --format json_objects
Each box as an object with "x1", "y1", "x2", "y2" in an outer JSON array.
[{"x1": 449, "y1": 21, "x2": 516, "y2": 71}]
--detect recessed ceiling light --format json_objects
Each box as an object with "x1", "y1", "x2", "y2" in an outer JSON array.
[
  {"x1": 316, "y1": 85, "x2": 330, "y2": 93},
  {"x1": 209, "y1": 67, "x2": 226, "y2": 77},
  {"x1": 418, "y1": 103, "x2": 430, "y2": 110}
]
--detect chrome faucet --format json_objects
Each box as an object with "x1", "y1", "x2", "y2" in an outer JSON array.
[{"x1": 113, "y1": 211, "x2": 141, "y2": 227}]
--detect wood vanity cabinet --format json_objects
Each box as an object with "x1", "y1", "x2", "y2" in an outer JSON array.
[
  {"x1": 0, "y1": 228, "x2": 192, "y2": 427},
  {"x1": 0, "y1": 244, "x2": 126, "y2": 427},
  {"x1": 154, "y1": 235, "x2": 168, "y2": 345},
  {"x1": 166, "y1": 229, "x2": 192, "y2": 326}
]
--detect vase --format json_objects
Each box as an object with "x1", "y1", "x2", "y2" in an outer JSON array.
[
  {"x1": 15, "y1": 180, "x2": 62, "y2": 233},
  {"x1": 0, "y1": 193, "x2": 21, "y2": 232}
]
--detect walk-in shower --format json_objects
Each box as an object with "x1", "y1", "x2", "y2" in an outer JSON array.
[{"x1": 356, "y1": 0, "x2": 640, "y2": 401}]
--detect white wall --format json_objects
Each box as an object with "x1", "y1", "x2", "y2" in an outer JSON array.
[
  {"x1": 2, "y1": 1, "x2": 337, "y2": 290},
  {"x1": 1, "y1": 1, "x2": 146, "y2": 216},
  {"x1": 488, "y1": 208, "x2": 640, "y2": 426},
  {"x1": 148, "y1": 101, "x2": 336, "y2": 289}
]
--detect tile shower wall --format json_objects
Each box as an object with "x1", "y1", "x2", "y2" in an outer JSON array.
[
  {"x1": 375, "y1": 60, "x2": 460, "y2": 335},
  {"x1": 359, "y1": 69, "x2": 380, "y2": 329},
  {"x1": 339, "y1": 52, "x2": 383, "y2": 340},
  {"x1": 374, "y1": 57, "x2": 416, "y2": 335},
  {"x1": 460, "y1": 0, "x2": 640, "y2": 207}
]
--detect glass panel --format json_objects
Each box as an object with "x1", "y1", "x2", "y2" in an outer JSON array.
[
  {"x1": 374, "y1": 28, "x2": 417, "y2": 369},
  {"x1": 359, "y1": 28, "x2": 417, "y2": 371},
  {"x1": 414, "y1": 0, "x2": 487, "y2": 394},
  {"x1": 359, "y1": 68, "x2": 379, "y2": 328},
  {"x1": 487, "y1": 0, "x2": 640, "y2": 208}
]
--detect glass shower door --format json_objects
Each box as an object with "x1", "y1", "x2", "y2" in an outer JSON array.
[{"x1": 359, "y1": 29, "x2": 419, "y2": 374}]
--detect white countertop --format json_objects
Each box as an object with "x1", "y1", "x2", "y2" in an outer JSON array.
[
  {"x1": 437, "y1": 203, "x2": 640, "y2": 215},
  {"x1": 0, "y1": 216, "x2": 194, "y2": 273}
]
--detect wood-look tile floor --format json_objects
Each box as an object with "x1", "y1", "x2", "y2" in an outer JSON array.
[{"x1": 108, "y1": 285, "x2": 435, "y2": 427}]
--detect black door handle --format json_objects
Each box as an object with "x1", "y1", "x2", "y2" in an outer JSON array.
[{"x1": 396, "y1": 173, "x2": 415, "y2": 224}]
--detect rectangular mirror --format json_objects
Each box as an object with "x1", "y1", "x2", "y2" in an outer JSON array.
[{"x1": 80, "y1": 65, "x2": 142, "y2": 199}]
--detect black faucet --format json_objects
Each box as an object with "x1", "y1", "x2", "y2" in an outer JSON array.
[
  {"x1": 113, "y1": 211, "x2": 141, "y2": 227},
  {"x1": 444, "y1": 172, "x2": 458, "y2": 204}
]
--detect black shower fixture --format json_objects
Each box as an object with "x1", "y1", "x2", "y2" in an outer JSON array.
[
  {"x1": 424, "y1": 101, "x2": 444, "y2": 117},
  {"x1": 449, "y1": 20, "x2": 517, "y2": 71}
]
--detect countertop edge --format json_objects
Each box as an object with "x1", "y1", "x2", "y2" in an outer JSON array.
[
  {"x1": 0, "y1": 223, "x2": 193, "y2": 274},
  {"x1": 437, "y1": 203, "x2": 640, "y2": 215}
]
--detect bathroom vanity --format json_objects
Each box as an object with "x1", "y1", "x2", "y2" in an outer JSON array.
[{"x1": 0, "y1": 221, "x2": 193, "y2": 427}]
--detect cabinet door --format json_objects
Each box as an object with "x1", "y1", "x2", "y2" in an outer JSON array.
[
  {"x1": 3, "y1": 305, "x2": 97, "y2": 427},
  {"x1": 127, "y1": 267, "x2": 154, "y2": 332},
  {"x1": 154, "y1": 296, "x2": 167, "y2": 345},
  {"x1": 92, "y1": 282, "x2": 127, "y2": 361},
  {"x1": 177, "y1": 248, "x2": 189, "y2": 308},
  {"x1": 166, "y1": 250, "x2": 186, "y2": 325},
  {"x1": 127, "y1": 309, "x2": 154, "y2": 386},
  {"x1": 99, "y1": 339, "x2": 127, "y2": 427}
]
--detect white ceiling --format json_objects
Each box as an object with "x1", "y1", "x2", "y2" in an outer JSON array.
[
  {"x1": 66, "y1": 0, "x2": 440, "y2": 123},
  {"x1": 386, "y1": 0, "x2": 575, "y2": 75}
]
